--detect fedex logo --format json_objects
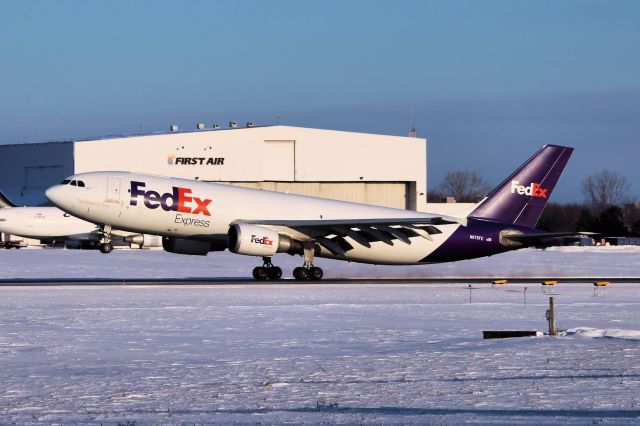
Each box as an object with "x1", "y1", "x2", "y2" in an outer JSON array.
[
  {"x1": 510, "y1": 180, "x2": 548, "y2": 198},
  {"x1": 130, "y1": 181, "x2": 212, "y2": 216},
  {"x1": 250, "y1": 235, "x2": 273, "y2": 246}
]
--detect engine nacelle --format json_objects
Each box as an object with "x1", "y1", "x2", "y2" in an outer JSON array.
[
  {"x1": 228, "y1": 224, "x2": 296, "y2": 257},
  {"x1": 125, "y1": 234, "x2": 163, "y2": 248},
  {"x1": 162, "y1": 237, "x2": 213, "y2": 256}
]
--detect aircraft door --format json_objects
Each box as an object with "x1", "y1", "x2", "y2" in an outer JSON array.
[{"x1": 106, "y1": 177, "x2": 121, "y2": 202}]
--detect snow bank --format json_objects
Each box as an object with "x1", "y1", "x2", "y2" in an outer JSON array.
[
  {"x1": 546, "y1": 245, "x2": 640, "y2": 253},
  {"x1": 564, "y1": 327, "x2": 640, "y2": 341}
]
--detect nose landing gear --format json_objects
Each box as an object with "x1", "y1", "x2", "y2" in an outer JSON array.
[
  {"x1": 99, "y1": 225, "x2": 113, "y2": 254},
  {"x1": 252, "y1": 257, "x2": 283, "y2": 281},
  {"x1": 99, "y1": 242, "x2": 113, "y2": 254}
]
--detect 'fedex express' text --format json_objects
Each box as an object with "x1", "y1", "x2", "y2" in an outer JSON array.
[{"x1": 130, "y1": 181, "x2": 212, "y2": 228}]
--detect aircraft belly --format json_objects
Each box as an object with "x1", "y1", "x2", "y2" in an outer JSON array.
[
  {"x1": 320, "y1": 225, "x2": 459, "y2": 265},
  {"x1": 0, "y1": 222, "x2": 96, "y2": 239}
]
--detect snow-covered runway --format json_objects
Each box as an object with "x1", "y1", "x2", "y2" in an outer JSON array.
[
  {"x1": 1, "y1": 282, "x2": 639, "y2": 424},
  {"x1": 2, "y1": 245, "x2": 640, "y2": 281}
]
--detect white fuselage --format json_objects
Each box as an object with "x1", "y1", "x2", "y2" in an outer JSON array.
[
  {"x1": 0, "y1": 206, "x2": 99, "y2": 240},
  {"x1": 45, "y1": 171, "x2": 461, "y2": 264}
]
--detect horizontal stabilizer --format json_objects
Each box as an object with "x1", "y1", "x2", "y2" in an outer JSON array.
[{"x1": 503, "y1": 231, "x2": 597, "y2": 246}]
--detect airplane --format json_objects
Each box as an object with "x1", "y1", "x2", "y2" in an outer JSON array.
[
  {"x1": 0, "y1": 189, "x2": 159, "y2": 251},
  {"x1": 45, "y1": 144, "x2": 582, "y2": 280}
]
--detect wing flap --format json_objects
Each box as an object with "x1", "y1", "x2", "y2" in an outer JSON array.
[
  {"x1": 316, "y1": 236, "x2": 347, "y2": 256},
  {"x1": 330, "y1": 225, "x2": 372, "y2": 248},
  {"x1": 376, "y1": 225, "x2": 412, "y2": 244}
]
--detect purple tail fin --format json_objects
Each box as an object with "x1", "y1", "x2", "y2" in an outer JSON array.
[{"x1": 469, "y1": 145, "x2": 573, "y2": 228}]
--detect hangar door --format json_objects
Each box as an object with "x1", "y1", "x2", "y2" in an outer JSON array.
[{"x1": 225, "y1": 181, "x2": 415, "y2": 210}]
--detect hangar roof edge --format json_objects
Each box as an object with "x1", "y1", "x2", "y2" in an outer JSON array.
[{"x1": 0, "y1": 125, "x2": 423, "y2": 148}]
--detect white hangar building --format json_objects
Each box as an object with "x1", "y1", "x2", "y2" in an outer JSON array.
[{"x1": 0, "y1": 125, "x2": 432, "y2": 211}]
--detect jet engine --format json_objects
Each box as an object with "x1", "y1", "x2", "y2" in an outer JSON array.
[
  {"x1": 228, "y1": 223, "x2": 298, "y2": 256},
  {"x1": 124, "y1": 234, "x2": 163, "y2": 248}
]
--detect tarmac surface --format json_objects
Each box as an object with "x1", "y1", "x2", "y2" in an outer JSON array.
[{"x1": 0, "y1": 277, "x2": 638, "y2": 286}]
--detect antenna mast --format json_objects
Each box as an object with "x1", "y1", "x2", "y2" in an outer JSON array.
[{"x1": 409, "y1": 106, "x2": 417, "y2": 138}]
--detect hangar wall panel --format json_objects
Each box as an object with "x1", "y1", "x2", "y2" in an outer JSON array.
[
  {"x1": 291, "y1": 131, "x2": 425, "y2": 183},
  {"x1": 262, "y1": 140, "x2": 295, "y2": 181},
  {"x1": 73, "y1": 131, "x2": 265, "y2": 182}
]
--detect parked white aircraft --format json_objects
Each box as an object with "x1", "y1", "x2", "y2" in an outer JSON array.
[
  {"x1": 45, "y1": 145, "x2": 580, "y2": 280},
  {"x1": 0, "y1": 189, "x2": 160, "y2": 251}
]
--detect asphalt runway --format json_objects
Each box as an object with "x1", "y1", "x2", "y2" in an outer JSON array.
[{"x1": 0, "y1": 277, "x2": 639, "y2": 286}]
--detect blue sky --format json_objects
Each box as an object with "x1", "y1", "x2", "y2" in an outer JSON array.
[{"x1": 1, "y1": 0, "x2": 639, "y2": 202}]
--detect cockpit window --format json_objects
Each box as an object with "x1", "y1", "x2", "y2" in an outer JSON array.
[{"x1": 59, "y1": 178, "x2": 85, "y2": 187}]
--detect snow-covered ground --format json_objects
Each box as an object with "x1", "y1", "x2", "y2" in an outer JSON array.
[
  {"x1": 2, "y1": 245, "x2": 640, "y2": 280},
  {"x1": 1, "y1": 247, "x2": 640, "y2": 424}
]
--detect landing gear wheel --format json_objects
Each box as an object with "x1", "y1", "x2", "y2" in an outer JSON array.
[
  {"x1": 252, "y1": 257, "x2": 283, "y2": 281},
  {"x1": 308, "y1": 266, "x2": 324, "y2": 281},
  {"x1": 267, "y1": 266, "x2": 283, "y2": 280},
  {"x1": 99, "y1": 225, "x2": 113, "y2": 254},
  {"x1": 293, "y1": 267, "x2": 309, "y2": 281},
  {"x1": 252, "y1": 266, "x2": 269, "y2": 281}
]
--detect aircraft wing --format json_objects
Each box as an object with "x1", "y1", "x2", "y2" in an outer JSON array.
[{"x1": 233, "y1": 215, "x2": 465, "y2": 256}]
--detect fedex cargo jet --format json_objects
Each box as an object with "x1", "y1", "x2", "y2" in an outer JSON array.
[{"x1": 45, "y1": 145, "x2": 581, "y2": 280}]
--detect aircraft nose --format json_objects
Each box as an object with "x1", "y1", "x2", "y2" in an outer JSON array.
[{"x1": 45, "y1": 185, "x2": 66, "y2": 208}]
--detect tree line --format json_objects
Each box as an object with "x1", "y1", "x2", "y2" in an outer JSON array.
[{"x1": 429, "y1": 170, "x2": 638, "y2": 236}]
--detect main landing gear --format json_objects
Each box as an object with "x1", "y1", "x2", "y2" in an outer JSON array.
[
  {"x1": 251, "y1": 242, "x2": 325, "y2": 281},
  {"x1": 99, "y1": 225, "x2": 113, "y2": 254},
  {"x1": 292, "y1": 241, "x2": 323, "y2": 281},
  {"x1": 252, "y1": 257, "x2": 283, "y2": 281},
  {"x1": 293, "y1": 241, "x2": 324, "y2": 281},
  {"x1": 293, "y1": 265, "x2": 323, "y2": 281}
]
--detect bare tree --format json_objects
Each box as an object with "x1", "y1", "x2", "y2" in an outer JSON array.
[
  {"x1": 581, "y1": 170, "x2": 631, "y2": 213},
  {"x1": 440, "y1": 171, "x2": 489, "y2": 202}
]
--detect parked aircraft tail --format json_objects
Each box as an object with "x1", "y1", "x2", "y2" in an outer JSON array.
[
  {"x1": 0, "y1": 191, "x2": 17, "y2": 209},
  {"x1": 468, "y1": 145, "x2": 573, "y2": 228}
]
